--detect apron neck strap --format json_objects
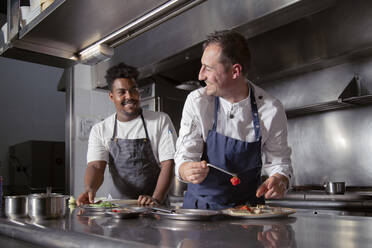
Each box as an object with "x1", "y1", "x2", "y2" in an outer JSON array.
[
  {"x1": 111, "y1": 110, "x2": 150, "y2": 140},
  {"x1": 212, "y1": 97, "x2": 219, "y2": 131},
  {"x1": 249, "y1": 85, "x2": 261, "y2": 141},
  {"x1": 140, "y1": 112, "x2": 150, "y2": 140},
  {"x1": 112, "y1": 114, "x2": 118, "y2": 140},
  {"x1": 212, "y1": 84, "x2": 261, "y2": 140}
]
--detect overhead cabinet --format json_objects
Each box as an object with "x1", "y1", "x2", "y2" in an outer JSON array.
[{"x1": 1, "y1": 0, "x2": 205, "y2": 68}]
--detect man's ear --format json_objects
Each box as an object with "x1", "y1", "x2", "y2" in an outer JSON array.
[
  {"x1": 109, "y1": 91, "x2": 114, "y2": 102},
  {"x1": 231, "y1": 64, "x2": 243, "y2": 80}
]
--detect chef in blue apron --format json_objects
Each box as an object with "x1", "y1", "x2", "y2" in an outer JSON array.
[
  {"x1": 77, "y1": 63, "x2": 177, "y2": 206},
  {"x1": 175, "y1": 30, "x2": 293, "y2": 210}
]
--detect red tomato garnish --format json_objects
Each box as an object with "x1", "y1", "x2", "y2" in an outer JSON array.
[
  {"x1": 230, "y1": 176, "x2": 241, "y2": 186},
  {"x1": 240, "y1": 205, "x2": 252, "y2": 212}
]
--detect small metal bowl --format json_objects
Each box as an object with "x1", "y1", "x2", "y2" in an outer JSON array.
[
  {"x1": 5, "y1": 195, "x2": 28, "y2": 219},
  {"x1": 324, "y1": 182, "x2": 346, "y2": 195}
]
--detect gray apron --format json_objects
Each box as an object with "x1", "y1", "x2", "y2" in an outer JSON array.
[{"x1": 107, "y1": 113, "x2": 160, "y2": 199}]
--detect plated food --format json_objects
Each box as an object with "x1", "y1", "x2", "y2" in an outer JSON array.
[
  {"x1": 222, "y1": 205, "x2": 296, "y2": 219},
  {"x1": 80, "y1": 201, "x2": 119, "y2": 211},
  {"x1": 106, "y1": 207, "x2": 149, "y2": 219}
]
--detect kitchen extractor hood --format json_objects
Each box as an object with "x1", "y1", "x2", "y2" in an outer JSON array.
[
  {"x1": 91, "y1": 0, "x2": 338, "y2": 89},
  {"x1": 1, "y1": 0, "x2": 337, "y2": 69},
  {"x1": 1, "y1": 0, "x2": 206, "y2": 67},
  {"x1": 285, "y1": 75, "x2": 372, "y2": 118},
  {"x1": 135, "y1": 0, "x2": 372, "y2": 91}
]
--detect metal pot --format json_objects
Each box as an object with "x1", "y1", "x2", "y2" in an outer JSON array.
[
  {"x1": 28, "y1": 193, "x2": 68, "y2": 220},
  {"x1": 324, "y1": 182, "x2": 345, "y2": 195},
  {"x1": 4, "y1": 195, "x2": 28, "y2": 219}
]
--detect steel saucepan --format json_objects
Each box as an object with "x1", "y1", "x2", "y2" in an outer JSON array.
[
  {"x1": 28, "y1": 193, "x2": 69, "y2": 220},
  {"x1": 5, "y1": 195, "x2": 28, "y2": 219},
  {"x1": 323, "y1": 182, "x2": 345, "y2": 194}
]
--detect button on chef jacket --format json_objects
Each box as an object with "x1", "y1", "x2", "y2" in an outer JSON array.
[{"x1": 175, "y1": 82, "x2": 293, "y2": 185}]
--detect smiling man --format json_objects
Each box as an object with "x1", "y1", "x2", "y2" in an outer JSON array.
[
  {"x1": 175, "y1": 30, "x2": 293, "y2": 210},
  {"x1": 77, "y1": 63, "x2": 177, "y2": 206}
]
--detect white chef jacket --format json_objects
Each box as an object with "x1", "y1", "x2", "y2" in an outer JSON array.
[
  {"x1": 87, "y1": 110, "x2": 177, "y2": 165},
  {"x1": 174, "y1": 83, "x2": 293, "y2": 185}
]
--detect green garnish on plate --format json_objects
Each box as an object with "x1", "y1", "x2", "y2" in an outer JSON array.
[{"x1": 88, "y1": 201, "x2": 117, "y2": 208}]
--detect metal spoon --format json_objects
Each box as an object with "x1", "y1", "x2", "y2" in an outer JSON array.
[{"x1": 207, "y1": 163, "x2": 238, "y2": 177}]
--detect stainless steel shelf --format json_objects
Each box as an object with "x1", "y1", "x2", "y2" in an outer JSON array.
[
  {"x1": 18, "y1": 0, "x2": 65, "y2": 39},
  {"x1": 1, "y1": 42, "x2": 75, "y2": 68}
]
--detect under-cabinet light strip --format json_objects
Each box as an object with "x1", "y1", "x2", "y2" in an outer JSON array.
[{"x1": 79, "y1": 0, "x2": 182, "y2": 57}]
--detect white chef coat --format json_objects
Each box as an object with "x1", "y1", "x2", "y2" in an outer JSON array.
[
  {"x1": 87, "y1": 109, "x2": 177, "y2": 165},
  {"x1": 175, "y1": 83, "x2": 293, "y2": 185}
]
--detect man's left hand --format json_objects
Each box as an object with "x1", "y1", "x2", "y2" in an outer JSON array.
[{"x1": 256, "y1": 174, "x2": 288, "y2": 199}]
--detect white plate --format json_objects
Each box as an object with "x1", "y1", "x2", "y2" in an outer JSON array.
[
  {"x1": 152, "y1": 209, "x2": 221, "y2": 221},
  {"x1": 80, "y1": 203, "x2": 118, "y2": 211},
  {"x1": 221, "y1": 207, "x2": 296, "y2": 219},
  {"x1": 106, "y1": 207, "x2": 149, "y2": 219}
]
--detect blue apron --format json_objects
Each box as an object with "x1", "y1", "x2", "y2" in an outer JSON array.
[{"x1": 183, "y1": 86, "x2": 264, "y2": 210}]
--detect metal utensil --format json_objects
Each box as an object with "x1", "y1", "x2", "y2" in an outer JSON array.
[
  {"x1": 207, "y1": 163, "x2": 237, "y2": 177},
  {"x1": 151, "y1": 206, "x2": 176, "y2": 214}
]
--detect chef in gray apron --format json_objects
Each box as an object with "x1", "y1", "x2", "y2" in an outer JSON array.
[
  {"x1": 107, "y1": 113, "x2": 161, "y2": 199},
  {"x1": 77, "y1": 62, "x2": 176, "y2": 206}
]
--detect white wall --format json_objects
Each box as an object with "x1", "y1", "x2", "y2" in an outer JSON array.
[
  {"x1": 71, "y1": 64, "x2": 115, "y2": 198},
  {"x1": 0, "y1": 57, "x2": 65, "y2": 185}
]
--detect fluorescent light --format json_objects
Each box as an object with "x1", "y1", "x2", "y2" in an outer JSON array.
[
  {"x1": 79, "y1": 44, "x2": 114, "y2": 65},
  {"x1": 79, "y1": 0, "x2": 182, "y2": 57}
]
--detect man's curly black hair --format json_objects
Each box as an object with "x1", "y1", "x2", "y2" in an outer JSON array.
[{"x1": 105, "y1": 62, "x2": 139, "y2": 91}]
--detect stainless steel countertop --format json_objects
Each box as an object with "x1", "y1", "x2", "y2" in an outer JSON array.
[{"x1": 1, "y1": 206, "x2": 372, "y2": 248}]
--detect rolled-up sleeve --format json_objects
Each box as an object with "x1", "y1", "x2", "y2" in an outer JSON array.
[{"x1": 174, "y1": 94, "x2": 204, "y2": 179}]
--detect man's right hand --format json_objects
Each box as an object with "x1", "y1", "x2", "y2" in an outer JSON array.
[
  {"x1": 179, "y1": 161, "x2": 209, "y2": 184},
  {"x1": 77, "y1": 191, "x2": 96, "y2": 206},
  {"x1": 77, "y1": 161, "x2": 106, "y2": 206}
]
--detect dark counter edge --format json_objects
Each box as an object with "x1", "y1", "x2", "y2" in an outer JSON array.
[{"x1": 0, "y1": 218, "x2": 157, "y2": 248}]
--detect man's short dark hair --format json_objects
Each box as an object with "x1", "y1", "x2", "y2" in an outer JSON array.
[
  {"x1": 203, "y1": 30, "x2": 251, "y2": 76},
  {"x1": 105, "y1": 62, "x2": 139, "y2": 91}
]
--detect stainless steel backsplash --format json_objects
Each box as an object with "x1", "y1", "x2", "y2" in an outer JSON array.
[{"x1": 262, "y1": 56, "x2": 372, "y2": 187}]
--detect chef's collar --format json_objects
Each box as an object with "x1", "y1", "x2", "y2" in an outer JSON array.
[{"x1": 219, "y1": 83, "x2": 252, "y2": 108}]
